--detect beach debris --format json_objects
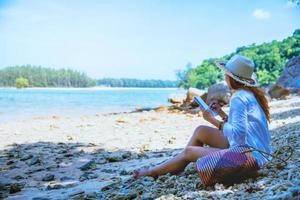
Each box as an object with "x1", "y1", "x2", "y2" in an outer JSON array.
[
  {"x1": 140, "y1": 144, "x2": 150, "y2": 153},
  {"x1": 206, "y1": 81, "x2": 231, "y2": 105},
  {"x1": 116, "y1": 119, "x2": 127, "y2": 123},
  {"x1": 186, "y1": 88, "x2": 206, "y2": 102},
  {"x1": 154, "y1": 106, "x2": 169, "y2": 112},
  {"x1": 66, "y1": 135, "x2": 73, "y2": 141},
  {"x1": 52, "y1": 115, "x2": 60, "y2": 120},
  {"x1": 168, "y1": 97, "x2": 184, "y2": 104},
  {"x1": 167, "y1": 136, "x2": 176, "y2": 144},
  {"x1": 267, "y1": 84, "x2": 291, "y2": 99},
  {"x1": 49, "y1": 124, "x2": 59, "y2": 129},
  {"x1": 139, "y1": 117, "x2": 160, "y2": 123}
]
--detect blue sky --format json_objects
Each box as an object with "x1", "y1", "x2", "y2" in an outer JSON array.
[{"x1": 0, "y1": 0, "x2": 299, "y2": 80}]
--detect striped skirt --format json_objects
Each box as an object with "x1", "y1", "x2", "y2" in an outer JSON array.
[{"x1": 195, "y1": 145, "x2": 259, "y2": 186}]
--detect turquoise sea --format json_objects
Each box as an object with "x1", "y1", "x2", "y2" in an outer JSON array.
[{"x1": 0, "y1": 88, "x2": 186, "y2": 121}]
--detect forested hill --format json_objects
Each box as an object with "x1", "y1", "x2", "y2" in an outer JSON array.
[
  {"x1": 0, "y1": 65, "x2": 178, "y2": 88},
  {"x1": 0, "y1": 65, "x2": 96, "y2": 88},
  {"x1": 177, "y1": 29, "x2": 300, "y2": 89},
  {"x1": 97, "y1": 78, "x2": 177, "y2": 88}
]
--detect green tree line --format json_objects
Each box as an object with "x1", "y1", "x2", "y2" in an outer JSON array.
[
  {"x1": 0, "y1": 65, "x2": 96, "y2": 87},
  {"x1": 0, "y1": 65, "x2": 178, "y2": 88},
  {"x1": 177, "y1": 29, "x2": 300, "y2": 89},
  {"x1": 97, "y1": 78, "x2": 178, "y2": 88}
]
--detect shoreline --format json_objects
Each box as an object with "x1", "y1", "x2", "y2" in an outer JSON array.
[{"x1": 0, "y1": 87, "x2": 184, "y2": 91}]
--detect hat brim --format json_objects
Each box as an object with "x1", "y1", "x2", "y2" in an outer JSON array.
[{"x1": 215, "y1": 61, "x2": 259, "y2": 87}]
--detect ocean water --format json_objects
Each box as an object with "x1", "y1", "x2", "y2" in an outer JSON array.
[{"x1": 0, "y1": 88, "x2": 186, "y2": 121}]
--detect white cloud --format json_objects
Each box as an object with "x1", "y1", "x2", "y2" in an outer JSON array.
[
  {"x1": 252, "y1": 9, "x2": 271, "y2": 20},
  {"x1": 286, "y1": 1, "x2": 297, "y2": 8}
]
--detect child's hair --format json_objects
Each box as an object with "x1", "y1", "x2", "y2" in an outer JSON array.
[{"x1": 227, "y1": 75, "x2": 271, "y2": 123}]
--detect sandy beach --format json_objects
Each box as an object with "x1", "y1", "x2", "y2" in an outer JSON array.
[{"x1": 0, "y1": 96, "x2": 300, "y2": 199}]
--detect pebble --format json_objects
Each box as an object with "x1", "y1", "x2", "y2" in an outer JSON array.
[
  {"x1": 266, "y1": 192, "x2": 293, "y2": 200},
  {"x1": 9, "y1": 183, "x2": 22, "y2": 194},
  {"x1": 42, "y1": 174, "x2": 55, "y2": 182},
  {"x1": 20, "y1": 154, "x2": 33, "y2": 161},
  {"x1": 6, "y1": 160, "x2": 15, "y2": 165},
  {"x1": 27, "y1": 157, "x2": 40, "y2": 166},
  {"x1": 79, "y1": 172, "x2": 98, "y2": 181},
  {"x1": 79, "y1": 160, "x2": 97, "y2": 171},
  {"x1": 32, "y1": 197, "x2": 52, "y2": 200},
  {"x1": 114, "y1": 188, "x2": 137, "y2": 200}
]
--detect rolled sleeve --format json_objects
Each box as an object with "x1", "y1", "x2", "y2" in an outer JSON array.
[{"x1": 223, "y1": 95, "x2": 248, "y2": 146}]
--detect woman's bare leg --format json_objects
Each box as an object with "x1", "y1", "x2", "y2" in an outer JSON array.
[
  {"x1": 134, "y1": 125, "x2": 229, "y2": 178},
  {"x1": 187, "y1": 125, "x2": 229, "y2": 148}
]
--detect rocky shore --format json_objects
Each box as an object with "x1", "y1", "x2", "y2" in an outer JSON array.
[{"x1": 0, "y1": 95, "x2": 300, "y2": 199}]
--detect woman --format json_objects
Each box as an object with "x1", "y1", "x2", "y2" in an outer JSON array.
[{"x1": 134, "y1": 55, "x2": 271, "y2": 178}]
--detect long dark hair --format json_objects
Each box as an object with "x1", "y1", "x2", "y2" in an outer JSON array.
[{"x1": 227, "y1": 75, "x2": 271, "y2": 123}]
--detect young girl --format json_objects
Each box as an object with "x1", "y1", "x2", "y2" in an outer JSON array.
[{"x1": 134, "y1": 55, "x2": 271, "y2": 178}]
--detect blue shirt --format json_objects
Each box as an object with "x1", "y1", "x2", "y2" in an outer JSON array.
[{"x1": 223, "y1": 89, "x2": 272, "y2": 167}]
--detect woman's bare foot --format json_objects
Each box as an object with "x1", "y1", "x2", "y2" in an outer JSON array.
[{"x1": 133, "y1": 168, "x2": 153, "y2": 179}]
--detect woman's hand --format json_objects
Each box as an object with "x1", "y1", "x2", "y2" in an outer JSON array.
[
  {"x1": 202, "y1": 109, "x2": 215, "y2": 124},
  {"x1": 202, "y1": 109, "x2": 220, "y2": 128},
  {"x1": 209, "y1": 100, "x2": 227, "y2": 120},
  {"x1": 209, "y1": 100, "x2": 222, "y2": 113}
]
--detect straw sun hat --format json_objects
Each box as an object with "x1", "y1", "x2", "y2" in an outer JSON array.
[{"x1": 215, "y1": 55, "x2": 259, "y2": 87}]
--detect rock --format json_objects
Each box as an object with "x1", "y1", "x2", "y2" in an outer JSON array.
[
  {"x1": 25, "y1": 166, "x2": 44, "y2": 174},
  {"x1": 120, "y1": 170, "x2": 131, "y2": 175},
  {"x1": 68, "y1": 190, "x2": 85, "y2": 198},
  {"x1": 27, "y1": 156, "x2": 40, "y2": 166},
  {"x1": 13, "y1": 175, "x2": 24, "y2": 180},
  {"x1": 276, "y1": 56, "x2": 300, "y2": 90},
  {"x1": 20, "y1": 154, "x2": 33, "y2": 161},
  {"x1": 267, "y1": 84, "x2": 291, "y2": 99},
  {"x1": 9, "y1": 183, "x2": 22, "y2": 194},
  {"x1": 154, "y1": 106, "x2": 169, "y2": 112},
  {"x1": 47, "y1": 184, "x2": 63, "y2": 190},
  {"x1": 32, "y1": 197, "x2": 52, "y2": 200},
  {"x1": 106, "y1": 153, "x2": 123, "y2": 162},
  {"x1": 6, "y1": 160, "x2": 15, "y2": 165},
  {"x1": 288, "y1": 186, "x2": 300, "y2": 197},
  {"x1": 186, "y1": 88, "x2": 206, "y2": 102},
  {"x1": 85, "y1": 192, "x2": 98, "y2": 199},
  {"x1": 266, "y1": 191, "x2": 293, "y2": 200},
  {"x1": 60, "y1": 176, "x2": 75, "y2": 181},
  {"x1": 168, "y1": 97, "x2": 184, "y2": 104},
  {"x1": 79, "y1": 160, "x2": 97, "y2": 171},
  {"x1": 42, "y1": 174, "x2": 55, "y2": 182},
  {"x1": 114, "y1": 188, "x2": 137, "y2": 200},
  {"x1": 206, "y1": 81, "x2": 231, "y2": 105},
  {"x1": 79, "y1": 172, "x2": 98, "y2": 181}
]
